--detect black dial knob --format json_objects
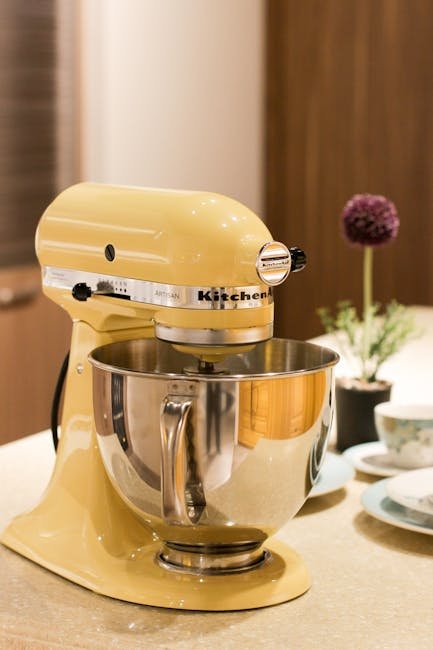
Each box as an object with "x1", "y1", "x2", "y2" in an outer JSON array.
[
  {"x1": 289, "y1": 247, "x2": 307, "y2": 273},
  {"x1": 72, "y1": 282, "x2": 92, "y2": 301}
]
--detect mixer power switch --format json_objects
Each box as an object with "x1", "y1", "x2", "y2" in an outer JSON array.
[{"x1": 72, "y1": 282, "x2": 92, "y2": 302}]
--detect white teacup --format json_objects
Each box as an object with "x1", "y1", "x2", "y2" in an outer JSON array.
[{"x1": 374, "y1": 403, "x2": 433, "y2": 469}]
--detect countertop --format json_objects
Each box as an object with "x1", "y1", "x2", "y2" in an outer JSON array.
[{"x1": 1, "y1": 307, "x2": 433, "y2": 649}]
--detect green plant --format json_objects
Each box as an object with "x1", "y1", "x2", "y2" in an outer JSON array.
[{"x1": 318, "y1": 300, "x2": 415, "y2": 383}]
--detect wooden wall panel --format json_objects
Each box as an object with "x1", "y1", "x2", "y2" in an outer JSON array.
[
  {"x1": 266, "y1": 0, "x2": 433, "y2": 340},
  {"x1": 0, "y1": 265, "x2": 71, "y2": 443},
  {"x1": 0, "y1": 2, "x2": 79, "y2": 443},
  {"x1": 0, "y1": 0, "x2": 57, "y2": 267}
]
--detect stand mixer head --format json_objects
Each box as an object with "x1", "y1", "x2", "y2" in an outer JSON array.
[
  {"x1": 37, "y1": 183, "x2": 306, "y2": 353},
  {"x1": 1, "y1": 183, "x2": 338, "y2": 611}
]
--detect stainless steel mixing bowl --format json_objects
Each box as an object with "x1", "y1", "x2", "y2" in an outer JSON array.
[{"x1": 89, "y1": 338, "x2": 338, "y2": 573}]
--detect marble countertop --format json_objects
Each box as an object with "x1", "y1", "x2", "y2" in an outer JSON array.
[{"x1": 1, "y1": 307, "x2": 433, "y2": 649}]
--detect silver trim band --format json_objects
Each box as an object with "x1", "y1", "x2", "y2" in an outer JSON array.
[
  {"x1": 157, "y1": 546, "x2": 270, "y2": 575},
  {"x1": 155, "y1": 323, "x2": 273, "y2": 346},
  {"x1": 43, "y1": 266, "x2": 273, "y2": 311}
]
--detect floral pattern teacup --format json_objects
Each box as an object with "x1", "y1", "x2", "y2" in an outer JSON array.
[{"x1": 374, "y1": 403, "x2": 433, "y2": 469}]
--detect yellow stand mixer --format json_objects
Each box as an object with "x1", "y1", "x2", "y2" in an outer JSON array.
[{"x1": 1, "y1": 183, "x2": 338, "y2": 610}]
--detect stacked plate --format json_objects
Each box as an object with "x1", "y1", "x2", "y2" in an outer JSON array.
[
  {"x1": 343, "y1": 441, "x2": 433, "y2": 535},
  {"x1": 343, "y1": 440, "x2": 402, "y2": 477},
  {"x1": 309, "y1": 452, "x2": 354, "y2": 498}
]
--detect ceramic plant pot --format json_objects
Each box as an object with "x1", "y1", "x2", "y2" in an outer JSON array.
[{"x1": 335, "y1": 377, "x2": 392, "y2": 452}]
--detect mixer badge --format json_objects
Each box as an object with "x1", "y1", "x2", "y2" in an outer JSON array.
[{"x1": 256, "y1": 241, "x2": 291, "y2": 286}]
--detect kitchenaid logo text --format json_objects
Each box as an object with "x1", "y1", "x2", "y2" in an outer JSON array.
[
  {"x1": 197, "y1": 288, "x2": 272, "y2": 302},
  {"x1": 259, "y1": 258, "x2": 290, "y2": 269}
]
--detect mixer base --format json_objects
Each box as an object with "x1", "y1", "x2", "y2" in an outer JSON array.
[{"x1": 2, "y1": 532, "x2": 310, "y2": 611}]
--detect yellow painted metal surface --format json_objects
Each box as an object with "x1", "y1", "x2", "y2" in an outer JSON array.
[
  {"x1": 36, "y1": 183, "x2": 273, "y2": 286},
  {"x1": 36, "y1": 183, "x2": 275, "y2": 345}
]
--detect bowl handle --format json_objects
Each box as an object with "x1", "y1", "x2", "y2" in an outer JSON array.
[{"x1": 160, "y1": 395, "x2": 194, "y2": 525}]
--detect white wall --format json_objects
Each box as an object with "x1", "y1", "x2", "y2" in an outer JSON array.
[{"x1": 80, "y1": 0, "x2": 265, "y2": 214}]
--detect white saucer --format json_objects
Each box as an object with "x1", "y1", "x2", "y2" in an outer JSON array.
[
  {"x1": 386, "y1": 468, "x2": 433, "y2": 516},
  {"x1": 309, "y1": 452, "x2": 355, "y2": 497},
  {"x1": 343, "y1": 441, "x2": 403, "y2": 477},
  {"x1": 361, "y1": 479, "x2": 433, "y2": 535}
]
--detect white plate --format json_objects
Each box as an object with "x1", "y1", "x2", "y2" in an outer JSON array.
[
  {"x1": 386, "y1": 468, "x2": 433, "y2": 516},
  {"x1": 343, "y1": 441, "x2": 403, "y2": 477},
  {"x1": 309, "y1": 452, "x2": 354, "y2": 497},
  {"x1": 361, "y1": 479, "x2": 433, "y2": 535}
]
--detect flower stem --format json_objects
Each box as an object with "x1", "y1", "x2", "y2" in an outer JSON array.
[{"x1": 362, "y1": 246, "x2": 373, "y2": 380}]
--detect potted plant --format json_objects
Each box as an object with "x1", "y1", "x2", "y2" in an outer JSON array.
[{"x1": 318, "y1": 194, "x2": 415, "y2": 451}]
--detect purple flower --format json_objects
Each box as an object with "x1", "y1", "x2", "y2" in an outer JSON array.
[{"x1": 342, "y1": 194, "x2": 399, "y2": 247}]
